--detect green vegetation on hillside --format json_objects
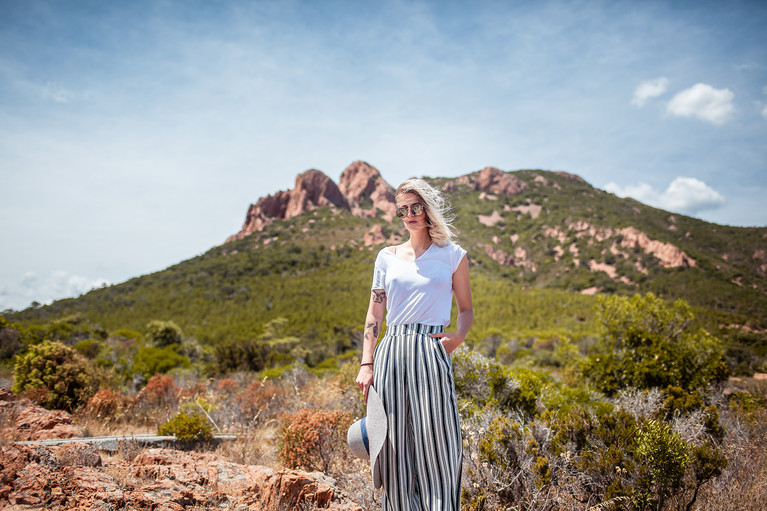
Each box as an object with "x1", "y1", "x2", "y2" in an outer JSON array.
[{"x1": 4, "y1": 169, "x2": 765, "y2": 379}]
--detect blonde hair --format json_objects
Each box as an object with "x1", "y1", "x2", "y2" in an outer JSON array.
[{"x1": 395, "y1": 178, "x2": 457, "y2": 247}]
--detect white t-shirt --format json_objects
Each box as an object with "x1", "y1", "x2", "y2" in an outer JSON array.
[{"x1": 371, "y1": 242, "x2": 467, "y2": 326}]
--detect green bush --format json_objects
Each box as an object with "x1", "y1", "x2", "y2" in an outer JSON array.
[
  {"x1": 145, "y1": 320, "x2": 183, "y2": 348},
  {"x1": 0, "y1": 317, "x2": 23, "y2": 362},
  {"x1": 133, "y1": 345, "x2": 190, "y2": 380},
  {"x1": 12, "y1": 340, "x2": 94, "y2": 410},
  {"x1": 635, "y1": 420, "x2": 690, "y2": 509},
  {"x1": 74, "y1": 338, "x2": 104, "y2": 359},
  {"x1": 158, "y1": 412, "x2": 213, "y2": 442},
  {"x1": 583, "y1": 293, "x2": 728, "y2": 395}
]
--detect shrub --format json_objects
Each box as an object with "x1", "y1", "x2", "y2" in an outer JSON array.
[
  {"x1": 237, "y1": 380, "x2": 287, "y2": 423},
  {"x1": 133, "y1": 345, "x2": 190, "y2": 379},
  {"x1": 727, "y1": 391, "x2": 763, "y2": 425},
  {"x1": 0, "y1": 317, "x2": 23, "y2": 362},
  {"x1": 453, "y1": 349, "x2": 544, "y2": 418},
  {"x1": 158, "y1": 412, "x2": 214, "y2": 442},
  {"x1": 83, "y1": 387, "x2": 126, "y2": 420},
  {"x1": 278, "y1": 408, "x2": 353, "y2": 472},
  {"x1": 583, "y1": 293, "x2": 728, "y2": 395},
  {"x1": 74, "y1": 339, "x2": 103, "y2": 359},
  {"x1": 635, "y1": 420, "x2": 690, "y2": 509},
  {"x1": 136, "y1": 374, "x2": 180, "y2": 406},
  {"x1": 145, "y1": 320, "x2": 183, "y2": 348},
  {"x1": 12, "y1": 340, "x2": 94, "y2": 410}
]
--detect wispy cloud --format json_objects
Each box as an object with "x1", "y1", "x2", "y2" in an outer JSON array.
[
  {"x1": 0, "y1": 271, "x2": 109, "y2": 312},
  {"x1": 632, "y1": 77, "x2": 669, "y2": 107},
  {"x1": 605, "y1": 177, "x2": 725, "y2": 215},
  {"x1": 666, "y1": 83, "x2": 734, "y2": 125},
  {"x1": 40, "y1": 82, "x2": 75, "y2": 103}
]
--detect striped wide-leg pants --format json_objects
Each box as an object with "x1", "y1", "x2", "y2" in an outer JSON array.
[{"x1": 372, "y1": 323, "x2": 462, "y2": 511}]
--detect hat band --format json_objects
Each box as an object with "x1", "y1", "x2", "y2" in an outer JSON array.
[{"x1": 361, "y1": 417, "x2": 370, "y2": 453}]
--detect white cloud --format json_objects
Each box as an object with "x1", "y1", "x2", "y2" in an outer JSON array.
[
  {"x1": 632, "y1": 77, "x2": 669, "y2": 107},
  {"x1": 40, "y1": 82, "x2": 75, "y2": 103},
  {"x1": 605, "y1": 176, "x2": 724, "y2": 215},
  {"x1": 0, "y1": 271, "x2": 110, "y2": 312},
  {"x1": 762, "y1": 104, "x2": 767, "y2": 119},
  {"x1": 666, "y1": 83, "x2": 734, "y2": 124}
]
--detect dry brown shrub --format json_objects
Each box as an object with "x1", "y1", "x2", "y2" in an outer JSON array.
[
  {"x1": 55, "y1": 442, "x2": 102, "y2": 467},
  {"x1": 82, "y1": 388, "x2": 126, "y2": 420},
  {"x1": 215, "y1": 378, "x2": 238, "y2": 394},
  {"x1": 135, "y1": 374, "x2": 180, "y2": 406},
  {"x1": 237, "y1": 380, "x2": 288, "y2": 423},
  {"x1": 123, "y1": 374, "x2": 181, "y2": 427},
  {"x1": 695, "y1": 408, "x2": 767, "y2": 510},
  {"x1": 179, "y1": 382, "x2": 207, "y2": 400},
  {"x1": 214, "y1": 425, "x2": 279, "y2": 467},
  {"x1": 278, "y1": 408, "x2": 353, "y2": 474}
]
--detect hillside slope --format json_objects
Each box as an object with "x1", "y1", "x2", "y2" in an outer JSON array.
[{"x1": 9, "y1": 162, "x2": 767, "y2": 370}]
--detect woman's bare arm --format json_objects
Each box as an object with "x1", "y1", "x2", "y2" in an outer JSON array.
[{"x1": 356, "y1": 288, "x2": 385, "y2": 403}]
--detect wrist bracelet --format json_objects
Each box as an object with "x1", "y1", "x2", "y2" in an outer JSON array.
[{"x1": 361, "y1": 362, "x2": 373, "y2": 367}]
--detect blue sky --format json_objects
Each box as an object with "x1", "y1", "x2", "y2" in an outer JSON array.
[{"x1": 1, "y1": 0, "x2": 766, "y2": 311}]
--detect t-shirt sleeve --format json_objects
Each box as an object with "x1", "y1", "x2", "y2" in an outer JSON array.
[
  {"x1": 450, "y1": 243, "x2": 467, "y2": 273},
  {"x1": 371, "y1": 250, "x2": 386, "y2": 290}
]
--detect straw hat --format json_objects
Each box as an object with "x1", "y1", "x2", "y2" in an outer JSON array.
[{"x1": 347, "y1": 386, "x2": 388, "y2": 489}]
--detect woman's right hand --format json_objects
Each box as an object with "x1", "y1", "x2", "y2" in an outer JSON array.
[{"x1": 356, "y1": 366, "x2": 374, "y2": 404}]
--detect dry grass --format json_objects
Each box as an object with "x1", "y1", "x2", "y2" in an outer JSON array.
[
  {"x1": 16, "y1": 366, "x2": 762, "y2": 511},
  {"x1": 694, "y1": 409, "x2": 767, "y2": 510}
]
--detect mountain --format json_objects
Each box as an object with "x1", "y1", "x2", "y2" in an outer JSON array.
[
  {"x1": 226, "y1": 161, "x2": 396, "y2": 242},
  {"x1": 7, "y1": 161, "x2": 767, "y2": 372}
]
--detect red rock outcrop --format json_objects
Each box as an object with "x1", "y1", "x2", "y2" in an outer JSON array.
[
  {"x1": 338, "y1": 160, "x2": 397, "y2": 220},
  {"x1": 227, "y1": 169, "x2": 350, "y2": 242},
  {"x1": 0, "y1": 444, "x2": 361, "y2": 511},
  {"x1": 456, "y1": 167, "x2": 529, "y2": 195},
  {"x1": 0, "y1": 391, "x2": 83, "y2": 441},
  {"x1": 555, "y1": 222, "x2": 696, "y2": 269},
  {"x1": 617, "y1": 227, "x2": 696, "y2": 269}
]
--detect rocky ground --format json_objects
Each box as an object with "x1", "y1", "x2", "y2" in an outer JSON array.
[{"x1": 0, "y1": 391, "x2": 361, "y2": 510}]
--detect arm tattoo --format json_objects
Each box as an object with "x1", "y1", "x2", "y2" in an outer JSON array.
[
  {"x1": 365, "y1": 321, "x2": 380, "y2": 342},
  {"x1": 372, "y1": 290, "x2": 386, "y2": 303}
]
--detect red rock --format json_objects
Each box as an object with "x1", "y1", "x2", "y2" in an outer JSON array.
[
  {"x1": 0, "y1": 395, "x2": 83, "y2": 441},
  {"x1": 454, "y1": 167, "x2": 528, "y2": 195},
  {"x1": 338, "y1": 160, "x2": 396, "y2": 220},
  {"x1": 228, "y1": 169, "x2": 351, "y2": 242},
  {"x1": 474, "y1": 167, "x2": 528, "y2": 195},
  {"x1": 364, "y1": 225, "x2": 387, "y2": 246},
  {"x1": 0, "y1": 445, "x2": 361, "y2": 510}
]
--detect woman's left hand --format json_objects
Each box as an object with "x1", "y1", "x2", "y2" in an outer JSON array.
[{"x1": 429, "y1": 332, "x2": 464, "y2": 354}]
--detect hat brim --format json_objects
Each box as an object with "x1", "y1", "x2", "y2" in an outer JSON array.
[
  {"x1": 346, "y1": 386, "x2": 388, "y2": 489},
  {"x1": 365, "y1": 387, "x2": 387, "y2": 489}
]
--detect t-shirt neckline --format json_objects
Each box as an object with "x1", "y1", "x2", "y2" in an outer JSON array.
[{"x1": 385, "y1": 242, "x2": 435, "y2": 262}]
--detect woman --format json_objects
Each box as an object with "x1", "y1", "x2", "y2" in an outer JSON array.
[{"x1": 356, "y1": 178, "x2": 474, "y2": 511}]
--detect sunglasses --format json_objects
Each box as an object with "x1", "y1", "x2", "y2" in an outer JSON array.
[{"x1": 396, "y1": 203, "x2": 425, "y2": 218}]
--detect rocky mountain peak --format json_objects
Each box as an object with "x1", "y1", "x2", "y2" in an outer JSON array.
[
  {"x1": 338, "y1": 161, "x2": 396, "y2": 220},
  {"x1": 287, "y1": 169, "x2": 349, "y2": 218},
  {"x1": 226, "y1": 168, "x2": 350, "y2": 243},
  {"x1": 453, "y1": 166, "x2": 529, "y2": 195},
  {"x1": 227, "y1": 162, "x2": 396, "y2": 242}
]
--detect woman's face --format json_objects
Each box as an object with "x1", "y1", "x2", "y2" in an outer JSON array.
[{"x1": 396, "y1": 192, "x2": 428, "y2": 234}]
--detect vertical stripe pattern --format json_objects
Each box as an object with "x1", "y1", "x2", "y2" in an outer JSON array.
[{"x1": 373, "y1": 323, "x2": 462, "y2": 511}]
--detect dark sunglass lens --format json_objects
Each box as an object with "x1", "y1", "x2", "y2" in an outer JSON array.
[
  {"x1": 396, "y1": 207, "x2": 407, "y2": 218},
  {"x1": 412, "y1": 204, "x2": 423, "y2": 215}
]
